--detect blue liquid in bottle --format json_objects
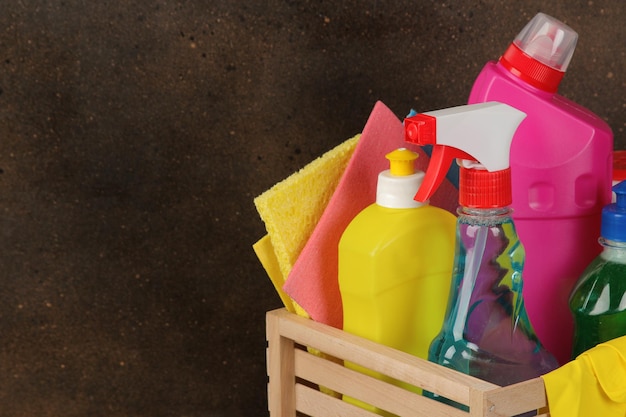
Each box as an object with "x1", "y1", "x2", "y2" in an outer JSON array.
[{"x1": 427, "y1": 208, "x2": 558, "y2": 411}]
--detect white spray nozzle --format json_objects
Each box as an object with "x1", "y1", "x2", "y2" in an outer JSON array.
[{"x1": 405, "y1": 102, "x2": 526, "y2": 203}]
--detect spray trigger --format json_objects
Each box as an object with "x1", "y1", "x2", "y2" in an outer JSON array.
[{"x1": 404, "y1": 114, "x2": 473, "y2": 202}]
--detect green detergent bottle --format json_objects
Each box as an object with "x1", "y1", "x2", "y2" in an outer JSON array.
[{"x1": 569, "y1": 180, "x2": 626, "y2": 359}]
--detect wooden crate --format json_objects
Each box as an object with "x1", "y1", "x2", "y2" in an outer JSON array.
[{"x1": 266, "y1": 308, "x2": 550, "y2": 417}]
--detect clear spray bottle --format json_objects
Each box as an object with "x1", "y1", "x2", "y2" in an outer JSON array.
[{"x1": 403, "y1": 102, "x2": 559, "y2": 402}]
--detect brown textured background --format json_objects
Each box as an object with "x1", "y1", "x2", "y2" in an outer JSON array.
[{"x1": 0, "y1": 1, "x2": 623, "y2": 416}]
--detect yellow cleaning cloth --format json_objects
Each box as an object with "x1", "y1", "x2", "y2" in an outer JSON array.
[
  {"x1": 252, "y1": 235, "x2": 310, "y2": 318},
  {"x1": 254, "y1": 134, "x2": 360, "y2": 314},
  {"x1": 542, "y1": 335, "x2": 626, "y2": 416},
  {"x1": 253, "y1": 235, "x2": 296, "y2": 314}
]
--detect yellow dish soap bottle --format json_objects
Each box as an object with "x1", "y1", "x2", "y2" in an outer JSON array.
[{"x1": 338, "y1": 148, "x2": 456, "y2": 415}]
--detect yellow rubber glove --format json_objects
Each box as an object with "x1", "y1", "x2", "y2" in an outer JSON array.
[{"x1": 542, "y1": 335, "x2": 626, "y2": 416}]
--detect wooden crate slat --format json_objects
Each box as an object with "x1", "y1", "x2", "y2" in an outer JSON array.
[
  {"x1": 295, "y1": 383, "x2": 378, "y2": 417},
  {"x1": 272, "y1": 308, "x2": 497, "y2": 404},
  {"x1": 294, "y1": 348, "x2": 470, "y2": 417},
  {"x1": 483, "y1": 378, "x2": 548, "y2": 416}
]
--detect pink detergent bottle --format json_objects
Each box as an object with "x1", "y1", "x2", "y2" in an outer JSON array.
[{"x1": 468, "y1": 12, "x2": 614, "y2": 365}]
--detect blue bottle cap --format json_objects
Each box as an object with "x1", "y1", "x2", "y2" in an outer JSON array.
[{"x1": 602, "y1": 181, "x2": 626, "y2": 242}]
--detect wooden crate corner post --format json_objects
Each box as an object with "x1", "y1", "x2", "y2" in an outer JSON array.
[{"x1": 266, "y1": 309, "x2": 296, "y2": 417}]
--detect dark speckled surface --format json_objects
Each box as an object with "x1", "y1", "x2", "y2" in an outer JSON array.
[{"x1": 0, "y1": 1, "x2": 623, "y2": 416}]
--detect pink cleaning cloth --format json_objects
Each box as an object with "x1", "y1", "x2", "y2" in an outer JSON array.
[{"x1": 283, "y1": 101, "x2": 458, "y2": 329}]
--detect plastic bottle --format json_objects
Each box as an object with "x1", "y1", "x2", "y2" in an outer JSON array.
[
  {"x1": 569, "y1": 181, "x2": 626, "y2": 359},
  {"x1": 338, "y1": 148, "x2": 456, "y2": 415},
  {"x1": 468, "y1": 12, "x2": 614, "y2": 365},
  {"x1": 403, "y1": 102, "x2": 559, "y2": 406},
  {"x1": 613, "y1": 151, "x2": 626, "y2": 200}
]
